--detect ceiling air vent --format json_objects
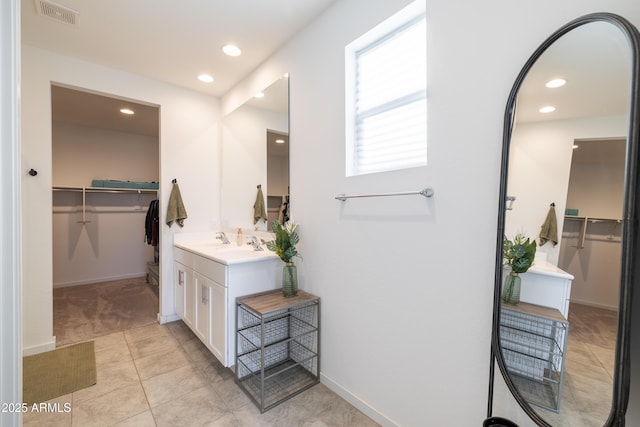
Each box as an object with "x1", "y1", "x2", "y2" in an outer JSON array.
[{"x1": 34, "y1": 0, "x2": 79, "y2": 25}]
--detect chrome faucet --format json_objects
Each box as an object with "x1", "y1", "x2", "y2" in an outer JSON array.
[
  {"x1": 216, "y1": 232, "x2": 230, "y2": 244},
  {"x1": 247, "y1": 235, "x2": 263, "y2": 251}
]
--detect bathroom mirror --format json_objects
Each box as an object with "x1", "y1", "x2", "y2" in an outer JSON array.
[
  {"x1": 221, "y1": 75, "x2": 289, "y2": 229},
  {"x1": 489, "y1": 13, "x2": 640, "y2": 426}
]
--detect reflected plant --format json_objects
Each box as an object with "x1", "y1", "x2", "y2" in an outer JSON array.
[{"x1": 503, "y1": 233, "x2": 536, "y2": 274}]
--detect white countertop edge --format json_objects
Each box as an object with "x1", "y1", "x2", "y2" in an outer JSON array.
[
  {"x1": 174, "y1": 242, "x2": 280, "y2": 266},
  {"x1": 522, "y1": 260, "x2": 574, "y2": 280}
]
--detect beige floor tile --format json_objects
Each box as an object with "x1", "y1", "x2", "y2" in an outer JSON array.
[
  {"x1": 94, "y1": 341, "x2": 133, "y2": 367},
  {"x1": 304, "y1": 398, "x2": 379, "y2": 427},
  {"x1": 71, "y1": 383, "x2": 149, "y2": 427},
  {"x1": 211, "y1": 377, "x2": 254, "y2": 411},
  {"x1": 124, "y1": 323, "x2": 171, "y2": 343},
  {"x1": 109, "y1": 409, "x2": 156, "y2": 427},
  {"x1": 72, "y1": 358, "x2": 140, "y2": 403},
  {"x1": 134, "y1": 346, "x2": 191, "y2": 380},
  {"x1": 588, "y1": 343, "x2": 616, "y2": 378},
  {"x1": 200, "y1": 358, "x2": 235, "y2": 384},
  {"x1": 127, "y1": 331, "x2": 181, "y2": 360},
  {"x1": 152, "y1": 385, "x2": 230, "y2": 426},
  {"x1": 92, "y1": 332, "x2": 128, "y2": 352},
  {"x1": 22, "y1": 394, "x2": 73, "y2": 427},
  {"x1": 166, "y1": 320, "x2": 198, "y2": 345},
  {"x1": 142, "y1": 364, "x2": 209, "y2": 407},
  {"x1": 227, "y1": 404, "x2": 274, "y2": 427}
]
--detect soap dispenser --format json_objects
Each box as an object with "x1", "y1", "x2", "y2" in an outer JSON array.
[{"x1": 236, "y1": 228, "x2": 243, "y2": 246}]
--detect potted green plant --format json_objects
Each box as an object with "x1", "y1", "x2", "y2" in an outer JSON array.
[
  {"x1": 263, "y1": 220, "x2": 301, "y2": 297},
  {"x1": 502, "y1": 233, "x2": 536, "y2": 304}
]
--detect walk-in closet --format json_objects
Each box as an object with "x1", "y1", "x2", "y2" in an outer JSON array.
[
  {"x1": 559, "y1": 138, "x2": 624, "y2": 310},
  {"x1": 51, "y1": 85, "x2": 160, "y2": 346}
]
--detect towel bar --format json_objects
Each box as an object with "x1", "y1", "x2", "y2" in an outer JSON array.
[{"x1": 335, "y1": 187, "x2": 434, "y2": 201}]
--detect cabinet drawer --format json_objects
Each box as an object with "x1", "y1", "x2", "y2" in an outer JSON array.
[
  {"x1": 174, "y1": 247, "x2": 194, "y2": 267},
  {"x1": 194, "y1": 254, "x2": 226, "y2": 285}
]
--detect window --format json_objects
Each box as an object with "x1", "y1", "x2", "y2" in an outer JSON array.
[{"x1": 346, "y1": 1, "x2": 427, "y2": 176}]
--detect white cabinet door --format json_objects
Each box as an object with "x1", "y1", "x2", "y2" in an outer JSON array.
[
  {"x1": 209, "y1": 280, "x2": 226, "y2": 363},
  {"x1": 195, "y1": 273, "x2": 211, "y2": 344},
  {"x1": 174, "y1": 261, "x2": 186, "y2": 318},
  {"x1": 184, "y1": 268, "x2": 196, "y2": 328}
]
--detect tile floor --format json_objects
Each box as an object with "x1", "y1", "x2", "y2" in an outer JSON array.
[{"x1": 24, "y1": 320, "x2": 379, "y2": 426}]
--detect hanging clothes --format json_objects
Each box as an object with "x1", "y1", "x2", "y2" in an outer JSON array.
[{"x1": 145, "y1": 199, "x2": 159, "y2": 246}]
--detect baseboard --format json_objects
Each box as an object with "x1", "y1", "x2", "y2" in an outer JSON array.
[
  {"x1": 53, "y1": 273, "x2": 147, "y2": 288},
  {"x1": 23, "y1": 338, "x2": 56, "y2": 356},
  {"x1": 158, "y1": 313, "x2": 180, "y2": 324},
  {"x1": 570, "y1": 298, "x2": 618, "y2": 311},
  {"x1": 320, "y1": 373, "x2": 399, "y2": 427}
]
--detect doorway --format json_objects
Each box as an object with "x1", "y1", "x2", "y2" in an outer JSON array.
[{"x1": 50, "y1": 85, "x2": 160, "y2": 346}]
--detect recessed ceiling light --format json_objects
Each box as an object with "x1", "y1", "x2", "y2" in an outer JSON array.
[
  {"x1": 545, "y1": 78, "x2": 567, "y2": 88},
  {"x1": 198, "y1": 74, "x2": 214, "y2": 83},
  {"x1": 222, "y1": 44, "x2": 242, "y2": 57},
  {"x1": 254, "y1": 92, "x2": 265, "y2": 98},
  {"x1": 573, "y1": 144, "x2": 579, "y2": 149},
  {"x1": 120, "y1": 108, "x2": 134, "y2": 115},
  {"x1": 539, "y1": 106, "x2": 556, "y2": 113},
  {"x1": 275, "y1": 139, "x2": 285, "y2": 144}
]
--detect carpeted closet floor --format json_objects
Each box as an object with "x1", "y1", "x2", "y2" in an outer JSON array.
[{"x1": 54, "y1": 277, "x2": 159, "y2": 347}]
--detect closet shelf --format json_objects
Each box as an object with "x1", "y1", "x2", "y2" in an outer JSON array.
[{"x1": 563, "y1": 215, "x2": 622, "y2": 248}]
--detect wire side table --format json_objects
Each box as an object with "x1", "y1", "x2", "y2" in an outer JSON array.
[{"x1": 235, "y1": 289, "x2": 320, "y2": 413}]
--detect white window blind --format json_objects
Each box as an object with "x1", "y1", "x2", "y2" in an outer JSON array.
[{"x1": 348, "y1": 11, "x2": 426, "y2": 176}]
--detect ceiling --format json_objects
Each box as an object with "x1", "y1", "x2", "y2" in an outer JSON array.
[
  {"x1": 24, "y1": 0, "x2": 333, "y2": 136},
  {"x1": 516, "y1": 21, "x2": 632, "y2": 124},
  {"x1": 22, "y1": 0, "x2": 338, "y2": 97}
]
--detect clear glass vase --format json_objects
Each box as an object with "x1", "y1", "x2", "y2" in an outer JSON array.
[
  {"x1": 282, "y1": 262, "x2": 298, "y2": 297},
  {"x1": 502, "y1": 272, "x2": 521, "y2": 305}
]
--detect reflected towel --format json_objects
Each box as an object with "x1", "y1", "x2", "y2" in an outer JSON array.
[
  {"x1": 253, "y1": 187, "x2": 267, "y2": 224},
  {"x1": 539, "y1": 205, "x2": 558, "y2": 246},
  {"x1": 166, "y1": 183, "x2": 188, "y2": 227}
]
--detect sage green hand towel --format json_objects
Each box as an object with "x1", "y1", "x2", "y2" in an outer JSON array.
[
  {"x1": 166, "y1": 183, "x2": 188, "y2": 227},
  {"x1": 253, "y1": 187, "x2": 267, "y2": 224},
  {"x1": 539, "y1": 205, "x2": 558, "y2": 246}
]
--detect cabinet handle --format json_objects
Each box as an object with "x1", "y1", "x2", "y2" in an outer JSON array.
[
  {"x1": 178, "y1": 270, "x2": 184, "y2": 286},
  {"x1": 202, "y1": 285, "x2": 207, "y2": 304}
]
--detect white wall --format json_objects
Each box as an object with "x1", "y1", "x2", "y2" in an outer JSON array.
[
  {"x1": 223, "y1": 0, "x2": 640, "y2": 426},
  {"x1": 52, "y1": 122, "x2": 159, "y2": 187},
  {"x1": 21, "y1": 45, "x2": 221, "y2": 354},
  {"x1": 221, "y1": 103, "x2": 287, "y2": 230}
]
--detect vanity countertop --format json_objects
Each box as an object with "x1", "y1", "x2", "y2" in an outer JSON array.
[
  {"x1": 525, "y1": 260, "x2": 574, "y2": 280},
  {"x1": 174, "y1": 232, "x2": 279, "y2": 266}
]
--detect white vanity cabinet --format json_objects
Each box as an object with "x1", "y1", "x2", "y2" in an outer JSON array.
[
  {"x1": 519, "y1": 261, "x2": 574, "y2": 318},
  {"x1": 173, "y1": 245, "x2": 280, "y2": 367}
]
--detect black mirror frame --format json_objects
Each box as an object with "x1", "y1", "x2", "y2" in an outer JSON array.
[{"x1": 488, "y1": 12, "x2": 640, "y2": 427}]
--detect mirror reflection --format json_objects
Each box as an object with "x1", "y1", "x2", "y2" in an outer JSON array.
[
  {"x1": 221, "y1": 75, "x2": 289, "y2": 230},
  {"x1": 500, "y1": 21, "x2": 630, "y2": 426}
]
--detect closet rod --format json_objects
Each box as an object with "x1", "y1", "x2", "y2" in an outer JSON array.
[
  {"x1": 335, "y1": 187, "x2": 434, "y2": 201},
  {"x1": 52, "y1": 186, "x2": 157, "y2": 194}
]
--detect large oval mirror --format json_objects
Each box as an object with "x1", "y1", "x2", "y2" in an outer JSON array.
[
  {"x1": 489, "y1": 13, "x2": 640, "y2": 426},
  {"x1": 221, "y1": 75, "x2": 289, "y2": 230}
]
